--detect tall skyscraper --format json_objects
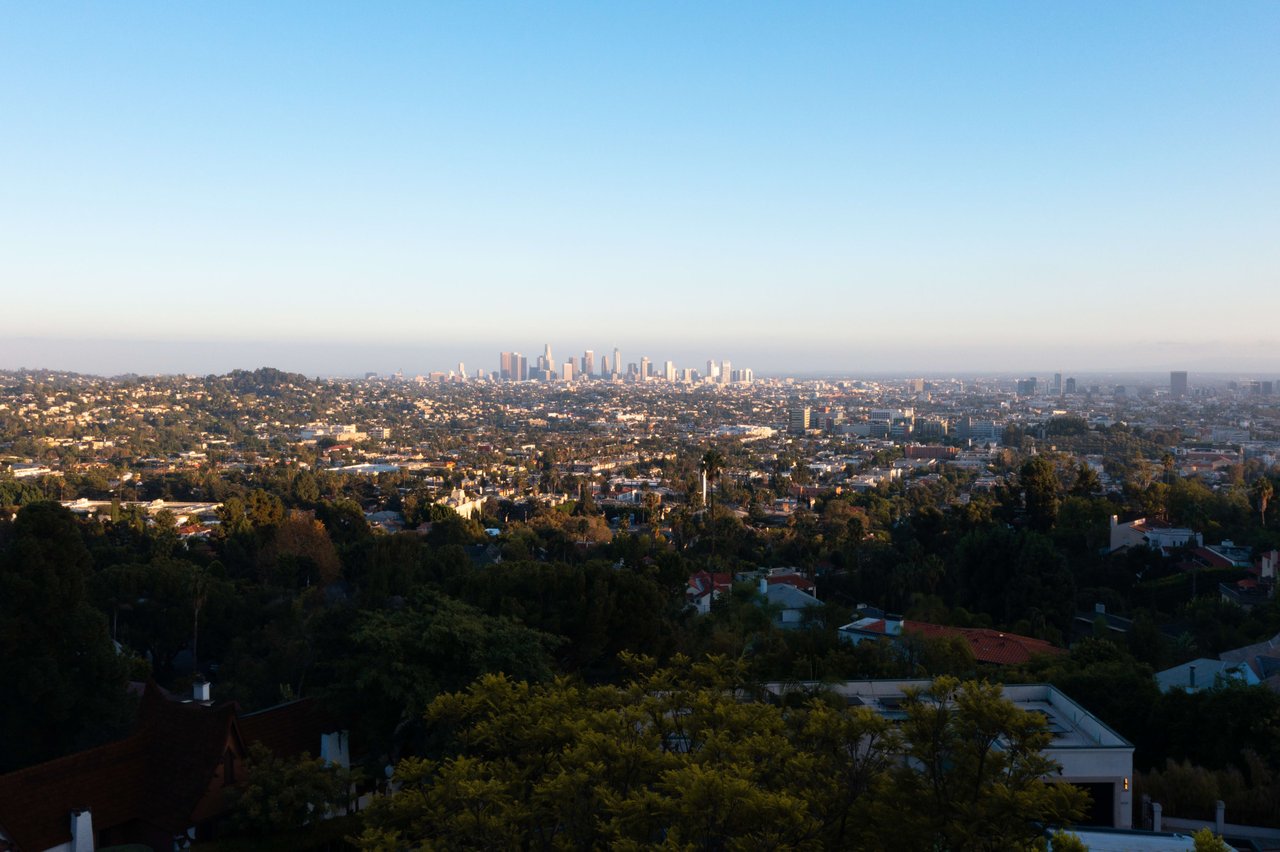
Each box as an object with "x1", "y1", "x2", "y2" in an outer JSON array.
[
  {"x1": 517, "y1": 353, "x2": 528, "y2": 381},
  {"x1": 582, "y1": 350, "x2": 594, "y2": 378},
  {"x1": 600, "y1": 354, "x2": 610, "y2": 377},
  {"x1": 1171, "y1": 371, "x2": 1188, "y2": 398},
  {"x1": 499, "y1": 351, "x2": 516, "y2": 381},
  {"x1": 720, "y1": 360, "x2": 731, "y2": 385},
  {"x1": 639, "y1": 356, "x2": 650, "y2": 381},
  {"x1": 562, "y1": 361, "x2": 575, "y2": 382},
  {"x1": 664, "y1": 360, "x2": 676, "y2": 382},
  {"x1": 706, "y1": 360, "x2": 718, "y2": 381},
  {"x1": 613, "y1": 348, "x2": 622, "y2": 379}
]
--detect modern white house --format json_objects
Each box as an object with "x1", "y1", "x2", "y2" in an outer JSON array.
[
  {"x1": 1109, "y1": 516, "x2": 1201, "y2": 554},
  {"x1": 761, "y1": 679, "x2": 1135, "y2": 830}
]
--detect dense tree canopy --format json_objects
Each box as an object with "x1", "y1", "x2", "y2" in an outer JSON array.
[{"x1": 357, "y1": 660, "x2": 1086, "y2": 851}]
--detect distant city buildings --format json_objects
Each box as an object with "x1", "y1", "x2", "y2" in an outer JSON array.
[
  {"x1": 1171, "y1": 370, "x2": 1188, "y2": 398},
  {"x1": 492, "y1": 345, "x2": 751, "y2": 385}
]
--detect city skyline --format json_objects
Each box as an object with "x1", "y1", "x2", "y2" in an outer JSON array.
[
  {"x1": 5, "y1": 331, "x2": 1280, "y2": 380},
  {"x1": 2, "y1": 2, "x2": 1278, "y2": 373}
]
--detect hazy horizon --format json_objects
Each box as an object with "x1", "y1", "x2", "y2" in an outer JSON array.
[{"x1": 3, "y1": 334, "x2": 1278, "y2": 381}]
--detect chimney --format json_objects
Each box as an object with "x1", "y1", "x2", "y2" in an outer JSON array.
[
  {"x1": 320, "y1": 730, "x2": 350, "y2": 769},
  {"x1": 1189, "y1": 665, "x2": 1196, "y2": 690},
  {"x1": 885, "y1": 614, "x2": 904, "y2": 636},
  {"x1": 193, "y1": 681, "x2": 211, "y2": 702},
  {"x1": 70, "y1": 809, "x2": 93, "y2": 852},
  {"x1": 758, "y1": 577, "x2": 768, "y2": 597},
  {"x1": 1095, "y1": 602, "x2": 1106, "y2": 615}
]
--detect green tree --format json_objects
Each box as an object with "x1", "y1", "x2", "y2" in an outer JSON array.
[
  {"x1": 1192, "y1": 827, "x2": 1234, "y2": 852},
  {"x1": 358, "y1": 663, "x2": 1088, "y2": 852},
  {"x1": 226, "y1": 742, "x2": 354, "y2": 835},
  {"x1": 1020, "y1": 456, "x2": 1061, "y2": 531},
  {"x1": 872, "y1": 677, "x2": 1088, "y2": 851},
  {"x1": 327, "y1": 594, "x2": 560, "y2": 764},
  {"x1": 1069, "y1": 463, "x2": 1101, "y2": 498},
  {"x1": 0, "y1": 502, "x2": 133, "y2": 771}
]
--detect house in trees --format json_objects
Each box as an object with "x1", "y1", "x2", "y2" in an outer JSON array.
[
  {"x1": 686, "y1": 570, "x2": 732, "y2": 614},
  {"x1": 1072, "y1": 602, "x2": 1134, "y2": 642},
  {"x1": 1216, "y1": 631, "x2": 1280, "y2": 691},
  {"x1": 757, "y1": 577, "x2": 822, "y2": 628},
  {"x1": 1218, "y1": 549, "x2": 1277, "y2": 612},
  {"x1": 687, "y1": 568, "x2": 821, "y2": 624},
  {"x1": 839, "y1": 609, "x2": 1066, "y2": 666},
  {"x1": 761, "y1": 679, "x2": 1136, "y2": 830},
  {"x1": 1108, "y1": 515, "x2": 1201, "y2": 554},
  {"x1": 1154, "y1": 658, "x2": 1259, "y2": 694},
  {"x1": 0, "y1": 683, "x2": 349, "y2": 852}
]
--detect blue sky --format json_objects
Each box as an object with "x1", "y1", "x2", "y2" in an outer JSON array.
[{"x1": 2, "y1": 2, "x2": 1278, "y2": 375}]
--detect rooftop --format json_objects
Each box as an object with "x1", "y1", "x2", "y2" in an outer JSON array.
[{"x1": 761, "y1": 680, "x2": 1132, "y2": 751}]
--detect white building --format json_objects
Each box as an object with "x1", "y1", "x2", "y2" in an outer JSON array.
[
  {"x1": 760, "y1": 679, "x2": 1134, "y2": 829},
  {"x1": 1109, "y1": 516, "x2": 1202, "y2": 554}
]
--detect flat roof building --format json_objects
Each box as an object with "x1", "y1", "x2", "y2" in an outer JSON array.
[{"x1": 760, "y1": 679, "x2": 1134, "y2": 829}]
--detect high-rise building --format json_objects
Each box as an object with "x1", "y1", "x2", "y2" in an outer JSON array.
[
  {"x1": 664, "y1": 360, "x2": 676, "y2": 382},
  {"x1": 499, "y1": 352, "x2": 514, "y2": 380},
  {"x1": 789, "y1": 407, "x2": 811, "y2": 435},
  {"x1": 613, "y1": 348, "x2": 621, "y2": 379},
  {"x1": 562, "y1": 361, "x2": 575, "y2": 382},
  {"x1": 640, "y1": 356, "x2": 650, "y2": 380},
  {"x1": 457, "y1": 362, "x2": 466, "y2": 381},
  {"x1": 1171, "y1": 371, "x2": 1188, "y2": 398},
  {"x1": 1065, "y1": 377, "x2": 1077, "y2": 395},
  {"x1": 517, "y1": 353, "x2": 528, "y2": 381},
  {"x1": 582, "y1": 350, "x2": 594, "y2": 378},
  {"x1": 600, "y1": 354, "x2": 610, "y2": 377},
  {"x1": 537, "y1": 343, "x2": 555, "y2": 375},
  {"x1": 706, "y1": 360, "x2": 718, "y2": 381},
  {"x1": 740, "y1": 368, "x2": 753, "y2": 384},
  {"x1": 1016, "y1": 377, "x2": 1038, "y2": 396},
  {"x1": 1053, "y1": 373, "x2": 1063, "y2": 395},
  {"x1": 720, "y1": 360, "x2": 731, "y2": 385}
]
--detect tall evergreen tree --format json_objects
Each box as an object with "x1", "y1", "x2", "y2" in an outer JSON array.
[{"x1": 0, "y1": 502, "x2": 133, "y2": 772}]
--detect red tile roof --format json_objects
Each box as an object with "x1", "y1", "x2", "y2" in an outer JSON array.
[
  {"x1": 906, "y1": 622, "x2": 1066, "y2": 665},
  {"x1": 0, "y1": 683, "x2": 238, "y2": 851},
  {"x1": 687, "y1": 571, "x2": 733, "y2": 596},
  {"x1": 767, "y1": 574, "x2": 816, "y2": 593},
  {"x1": 0, "y1": 684, "x2": 340, "y2": 852}
]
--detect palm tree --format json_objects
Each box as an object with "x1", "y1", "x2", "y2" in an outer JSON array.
[
  {"x1": 699, "y1": 448, "x2": 725, "y2": 559},
  {"x1": 1253, "y1": 477, "x2": 1274, "y2": 527}
]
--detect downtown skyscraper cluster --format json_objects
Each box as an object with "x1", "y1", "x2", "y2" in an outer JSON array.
[{"x1": 496, "y1": 345, "x2": 751, "y2": 385}]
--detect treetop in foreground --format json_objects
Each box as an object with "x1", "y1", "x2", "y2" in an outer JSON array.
[{"x1": 357, "y1": 657, "x2": 1086, "y2": 851}]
